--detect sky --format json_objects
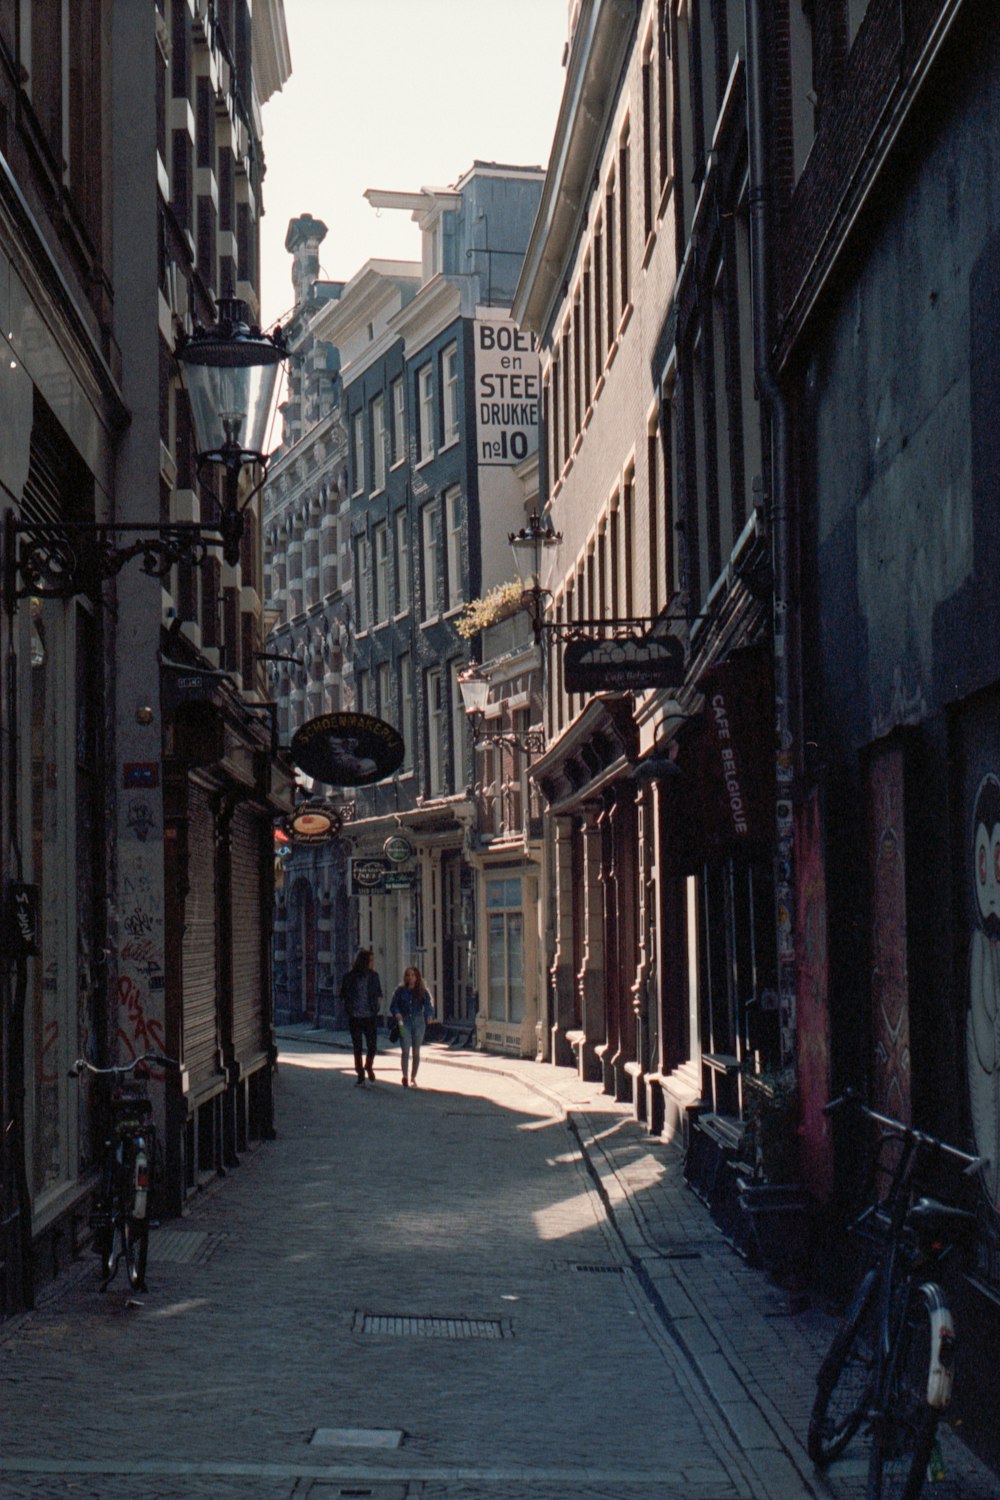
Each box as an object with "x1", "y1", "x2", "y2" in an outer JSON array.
[{"x1": 258, "y1": 0, "x2": 570, "y2": 327}]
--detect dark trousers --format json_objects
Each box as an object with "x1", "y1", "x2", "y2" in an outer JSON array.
[{"x1": 348, "y1": 1015, "x2": 378, "y2": 1078}]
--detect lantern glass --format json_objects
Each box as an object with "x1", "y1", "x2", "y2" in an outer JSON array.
[
  {"x1": 180, "y1": 344, "x2": 283, "y2": 460},
  {"x1": 176, "y1": 299, "x2": 286, "y2": 461},
  {"x1": 459, "y1": 675, "x2": 490, "y2": 716}
]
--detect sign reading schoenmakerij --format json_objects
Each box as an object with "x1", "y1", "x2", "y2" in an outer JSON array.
[{"x1": 475, "y1": 314, "x2": 540, "y2": 466}]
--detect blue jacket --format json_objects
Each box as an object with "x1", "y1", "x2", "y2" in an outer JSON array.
[{"x1": 389, "y1": 984, "x2": 433, "y2": 1023}]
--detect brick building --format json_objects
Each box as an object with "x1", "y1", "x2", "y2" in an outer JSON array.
[
  {"x1": 773, "y1": 0, "x2": 1000, "y2": 1470},
  {"x1": 0, "y1": 0, "x2": 291, "y2": 1316}
]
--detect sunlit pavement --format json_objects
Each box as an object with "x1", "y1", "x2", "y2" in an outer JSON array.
[{"x1": 1, "y1": 1034, "x2": 997, "y2": 1500}]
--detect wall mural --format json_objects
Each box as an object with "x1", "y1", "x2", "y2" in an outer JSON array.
[{"x1": 969, "y1": 773, "x2": 1000, "y2": 1214}]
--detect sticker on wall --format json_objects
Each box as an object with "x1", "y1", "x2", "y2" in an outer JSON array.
[{"x1": 290, "y1": 712, "x2": 405, "y2": 788}]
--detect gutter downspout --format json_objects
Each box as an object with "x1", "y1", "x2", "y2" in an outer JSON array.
[{"x1": 746, "y1": 0, "x2": 797, "y2": 1074}]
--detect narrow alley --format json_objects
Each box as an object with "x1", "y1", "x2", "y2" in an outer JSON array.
[{"x1": 2, "y1": 1036, "x2": 997, "y2": 1500}]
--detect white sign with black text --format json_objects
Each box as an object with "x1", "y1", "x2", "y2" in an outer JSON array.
[{"x1": 474, "y1": 315, "x2": 540, "y2": 466}]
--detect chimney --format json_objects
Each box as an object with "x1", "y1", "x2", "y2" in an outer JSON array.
[{"x1": 284, "y1": 214, "x2": 328, "y2": 308}]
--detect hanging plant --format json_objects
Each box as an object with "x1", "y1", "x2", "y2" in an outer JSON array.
[{"x1": 455, "y1": 579, "x2": 525, "y2": 640}]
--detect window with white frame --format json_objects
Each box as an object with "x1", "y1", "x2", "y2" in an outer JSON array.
[
  {"x1": 354, "y1": 532, "x2": 370, "y2": 631},
  {"x1": 373, "y1": 521, "x2": 388, "y2": 624},
  {"x1": 398, "y1": 651, "x2": 413, "y2": 768},
  {"x1": 372, "y1": 393, "x2": 386, "y2": 490},
  {"x1": 398, "y1": 652, "x2": 413, "y2": 768},
  {"x1": 352, "y1": 409, "x2": 365, "y2": 494},
  {"x1": 391, "y1": 375, "x2": 405, "y2": 464},
  {"x1": 425, "y1": 665, "x2": 444, "y2": 795},
  {"x1": 486, "y1": 876, "x2": 524, "y2": 1024},
  {"x1": 451, "y1": 660, "x2": 467, "y2": 792},
  {"x1": 421, "y1": 501, "x2": 441, "y2": 620},
  {"x1": 417, "y1": 363, "x2": 434, "y2": 461},
  {"x1": 445, "y1": 485, "x2": 463, "y2": 610},
  {"x1": 356, "y1": 667, "x2": 372, "y2": 714},
  {"x1": 442, "y1": 341, "x2": 459, "y2": 446},
  {"x1": 376, "y1": 660, "x2": 392, "y2": 719},
  {"x1": 395, "y1": 508, "x2": 410, "y2": 614}
]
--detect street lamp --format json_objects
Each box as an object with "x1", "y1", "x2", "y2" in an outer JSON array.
[
  {"x1": 508, "y1": 512, "x2": 561, "y2": 642},
  {"x1": 175, "y1": 298, "x2": 288, "y2": 567},
  {"x1": 3, "y1": 298, "x2": 288, "y2": 606},
  {"x1": 458, "y1": 667, "x2": 545, "y2": 755}
]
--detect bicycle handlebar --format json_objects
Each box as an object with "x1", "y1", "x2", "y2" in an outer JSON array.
[
  {"x1": 68, "y1": 1053, "x2": 178, "y2": 1080},
  {"x1": 824, "y1": 1089, "x2": 985, "y2": 1174}
]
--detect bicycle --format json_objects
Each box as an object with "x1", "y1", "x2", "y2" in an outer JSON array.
[
  {"x1": 69, "y1": 1052, "x2": 177, "y2": 1293},
  {"x1": 807, "y1": 1090, "x2": 984, "y2": 1500}
]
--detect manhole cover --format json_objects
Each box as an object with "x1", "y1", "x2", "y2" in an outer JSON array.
[
  {"x1": 310, "y1": 1427, "x2": 403, "y2": 1448},
  {"x1": 147, "y1": 1229, "x2": 227, "y2": 1265},
  {"x1": 353, "y1": 1311, "x2": 511, "y2": 1339}
]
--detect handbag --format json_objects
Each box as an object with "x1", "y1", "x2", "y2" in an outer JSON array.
[{"x1": 387, "y1": 1017, "x2": 400, "y2": 1044}]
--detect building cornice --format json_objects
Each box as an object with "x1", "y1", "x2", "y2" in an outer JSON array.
[
  {"x1": 389, "y1": 274, "x2": 462, "y2": 357},
  {"x1": 310, "y1": 261, "x2": 421, "y2": 351},
  {"x1": 252, "y1": 0, "x2": 292, "y2": 105},
  {"x1": 513, "y1": 0, "x2": 636, "y2": 341}
]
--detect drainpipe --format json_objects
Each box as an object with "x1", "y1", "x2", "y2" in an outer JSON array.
[{"x1": 745, "y1": 0, "x2": 797, "y2": 1075}]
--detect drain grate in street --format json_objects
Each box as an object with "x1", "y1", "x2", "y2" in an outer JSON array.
[
  {"x1": 353, "y1": 1311, "x2": 512, "y2": 1339},
  {"x1": 146, "y1": 1229, "x2": 227, "y2": 1265},
  {"x1": 569, "y1": 1262, "x2": 626, "y2": 1274}
]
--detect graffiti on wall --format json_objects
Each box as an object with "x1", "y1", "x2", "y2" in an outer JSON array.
[{"x1": 968, "y1": 774, "x2": 1000, "y2": 1214}]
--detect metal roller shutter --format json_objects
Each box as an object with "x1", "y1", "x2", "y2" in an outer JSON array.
[
  {"x1": 182, "y1": 783, "x2": 220, "y2": 1091},
  {"x1": 230, "y1": 805, "x2": 266, "y2": 1069}
]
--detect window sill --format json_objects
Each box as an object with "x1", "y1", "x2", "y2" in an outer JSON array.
[
  {"x1": 393, "y1": 608, "x2": 412, "y2": 624},
  {"x1": 439, "y1": 435, "x2": 460, "y2": 453},
  {"x1": 656, "y1": 174, "x2": 674, "y2": 224},
  {"x1": 604, "y1": 339, "x2": 619, "y2": 376},
  {"x1": 641, "y1": 229, "x2": 657, "y2": 271},
  {"x1": 618, "y1": 302, "x2": 633, "y2": 341},
  {"x1": 415, "y1": 454, "x2": 435, "y2": 471},
  {"x1": 390, "y1": 457, "x2": 407, "y2": 472},
  {"x1": 443, "y1": 604, "x2": 466, "y2": 621},
  {"x1": 420, "y1": 615, "x2": 443, "y2": 630},
  {"x1": 370, "y1": 484, "x2": 385, "y2": 500}
]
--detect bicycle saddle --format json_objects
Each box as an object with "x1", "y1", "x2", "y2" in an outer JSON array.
[{"x1": 906, "y1": 1196, "x2": 978, "y2": 1246}]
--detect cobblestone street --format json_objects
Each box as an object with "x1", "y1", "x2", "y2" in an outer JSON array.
[{"x1": 1, "y1": 1036, "x2": 997, "y2": 1500}]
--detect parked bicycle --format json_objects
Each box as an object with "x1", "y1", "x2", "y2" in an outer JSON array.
[
  {"x1": 808, "y1": 1090, "x2": 984, "y2": 1500},
  {"x1": 69, "y1": 1052, "x2": 177, "y2": 1293}
]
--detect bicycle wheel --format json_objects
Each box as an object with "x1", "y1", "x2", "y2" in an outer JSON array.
[
  {"x1": 124, "y1": 1214, "x2": 149, "y2": 1290},
  {"x1": 866, "y1": 1288, "x2": 940, "y2": 1500},
  {"x1": 808, "y1": 1266, "x2": 879, "y2": 1465},
  {"x1": 94, "y1": 1156, "x2": 118, "y2": 1284}
]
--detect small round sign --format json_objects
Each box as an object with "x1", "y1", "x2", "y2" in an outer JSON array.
[
  {"x1": 383, "y1": 834, "x2": 414, "y2": 864},
  {"x1": 290, "y1": 711, "x2": 405, "y2": 788}
]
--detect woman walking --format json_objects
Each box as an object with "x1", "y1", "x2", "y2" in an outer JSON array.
[
  {"x1": 389, "y1": 966, "x2": 434, "y2": 1087},
  {"x1": 340, "y1": 948, "x2": 383, "y2": 1086}
]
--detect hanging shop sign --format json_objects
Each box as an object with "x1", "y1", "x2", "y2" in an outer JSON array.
[
  {"x1": 383, "y1": 834, "x2": 414, "y2": 864},
  {"x1": 350, "y1": 857, "x2": 389, "y2": 895},
  {"x1": 286, "y1": 800, "x2": 343, "y2": 845},
  {"x1": 290, "y1": 711, "x2": 405, "y2": 788},
  {"x1": 664, "y1": 646, "x2": 774, "y2": 871},
  {"x1": 563, "y1": 634, "x2": 685, "y2": 695},
  {"x1": 384, "y1": 872, "x2": 416, "y2": 891}
]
